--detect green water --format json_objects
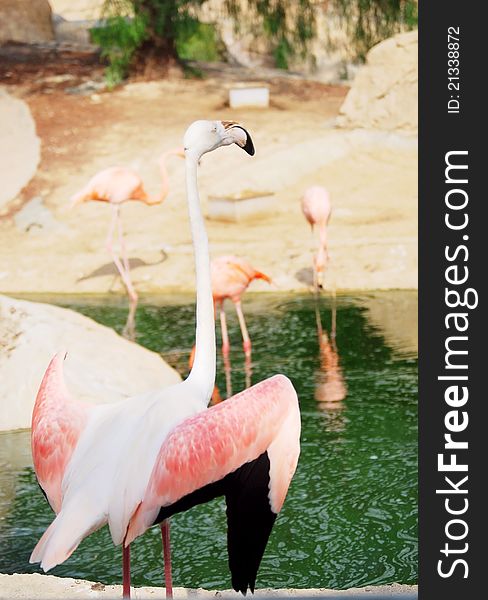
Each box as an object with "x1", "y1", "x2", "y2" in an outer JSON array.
[{"x1": 0, "y1": 292, "x2": 417, "y2": 590}]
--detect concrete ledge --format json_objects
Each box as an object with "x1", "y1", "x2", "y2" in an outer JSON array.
[{"x1": 0, "y1": 575, "x2": 417, "y2": 599}]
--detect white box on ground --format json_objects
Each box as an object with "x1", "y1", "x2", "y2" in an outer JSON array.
[{"x1": 229, "y1": 87, "x2": 269, "y2": 108}]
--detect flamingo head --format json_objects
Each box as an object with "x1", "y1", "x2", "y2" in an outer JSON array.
[
  {"x1": 183, "y1": 120, "x2": 255, "y2": 159},
  {"x1": 314, "y1": 247, "x2": 327, "y2": 289}
]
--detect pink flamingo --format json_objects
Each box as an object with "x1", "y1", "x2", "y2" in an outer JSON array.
[
  {"x1": 30, "y1": 120, "x2": 300, "y2": 598},
  {"x1": 211, "y1": 255, "x2": 271, "y2": 359},
  {"x1": 301, "y1": 186, "x2": 332, "y2": 289},
  {"x1": 71, "y1": 147, "x2": 185, "y2": 308}
]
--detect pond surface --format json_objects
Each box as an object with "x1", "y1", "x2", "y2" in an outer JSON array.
[{"x1": 0, "y1": 292, "x2": 417, "y2": 590}]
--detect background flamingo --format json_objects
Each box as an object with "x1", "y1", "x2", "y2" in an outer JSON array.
[
  {"x1": 30, "y1": 121, "x2": 299, "y2": 598},
  {"x1": 71, "y1": 147, "x2": 184, "y2": 335},
  {"x1": 210, "y1": 255, "x2": 271, "y2": 396},
  {"x1": 211, "y1": 255, "x2": 271, "y2": 359},
  {"x1": 301, "y1": 186, "x2": 332, "y2": 289}
]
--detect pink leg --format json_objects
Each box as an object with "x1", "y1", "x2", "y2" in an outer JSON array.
[
  {"x1": 122, "y1": 297, "x2": 138, "y2": 341},
  {"x1": 117, "y1": 211, "x2": 131, "y2": 276},
  {"x1": 234, "y1": 300, "x2": 251, "y2": 358},
  {"x1": 244, "y1": 353, "x2": 252, "y2": 389},
  {"x1": 223, "y1": 352, "x2": 233, "y2": 399},
  {"x1": 161, "y1": 520, "x2": 173, "y2": 599},
  {"x1": 219, "y1": 303, "x2": 230, "y2": 358},
  {"x1": 219, "y1": 302, "x2": 233, "y2": 397},
  {"x1": 115, "y1": 210, "x2": 138, "y2": 303},
  {"x1": 122, "y1": 544, "x2": 131, "y2": 598},
  {"x1": 106, "y1": 206, "x2": 138, "y2": 304}
]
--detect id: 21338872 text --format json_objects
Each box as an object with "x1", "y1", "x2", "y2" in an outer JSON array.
[{"x1": 448, "y1": 26, "x2": 460, "y2": 114}]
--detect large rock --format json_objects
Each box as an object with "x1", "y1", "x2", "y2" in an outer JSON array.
[
  {"x1": 0, "y1": 295, "x2": 181, "y2": 431},
  {"x1": 337, "y1": 30, "x2": 418, "y2": 132},
  {"x1": 0, "y1": 89, "x2": 41, "y2": 211},
  {"x1": 0, "y1": 0, "x2": 54, "y2": 44}
]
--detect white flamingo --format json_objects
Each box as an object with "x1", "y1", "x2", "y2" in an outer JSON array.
[{"x1": 30, "y1": 120, "x2": 301, "y2": 597}]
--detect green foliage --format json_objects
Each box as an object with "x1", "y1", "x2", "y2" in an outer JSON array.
[
  {"x1": 225, "y1": 0, "x2": 315, "y2": 70},
  {"x1": 176, "y1": 22, "x2": 224, "y2": 62},
  {"x1": 91, "y1": 2, "x2": 148, "y2": 87},
  {"x1": 334, "y1": 0, "x2": 418, "y2": 60},
  {"x1": 92, "y1": 0, "x2": 418, "y2": 85}
]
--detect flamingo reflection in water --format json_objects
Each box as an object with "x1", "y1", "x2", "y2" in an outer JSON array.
[{"x1": 314, "y1": 293, "x2": 348, "y2": 430}]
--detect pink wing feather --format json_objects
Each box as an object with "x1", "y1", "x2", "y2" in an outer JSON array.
[
  {"x1": 31, "y1": 353, "x2": 92, "y2": 514},
  {"x1": 126, "y1": 374, "x2": 300, "y2": 545}
]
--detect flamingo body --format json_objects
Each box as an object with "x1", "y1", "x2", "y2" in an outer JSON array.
[
  {"x1": 211, "y1": 255, "x2": 271, "y2": 303},
  {"x1": 301, "y1": 186, "x2": 331, "y2": 288},
  {"x1": 211, "y1": 255, "x2": 271, "y2": 360},
  {"x1": 301, "y1": 186, "x2": 331, "y2": 228},
  {"x1": 70, "y1": 148, "x2": 184, "y2": 315},
  {"x1": 70, "y1": 167, "x2": 148, "y2": 206},
  {"x1": 30, "y1": 376, "x2": 206, "y2": 571},
  {"x1": 126, "y1": 374, "x2": 300, "y2": 593}
]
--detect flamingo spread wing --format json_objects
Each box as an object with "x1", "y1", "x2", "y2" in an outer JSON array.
[
  {"x1": 31, "y1": 353, "x2": 92, "y2": 514},
  {"x1": 126, "y1": 374, "x2": 301, "y2": 593}
]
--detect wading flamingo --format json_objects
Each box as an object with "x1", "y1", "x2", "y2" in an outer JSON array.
[
  {"x1": 30, "y1": 120, "x2": 300, "y2": 598},
  {"x1": 196, "y1": 255, "x2": 271, "y2": 397},
  {"x1": 212, "y1": 255, "x2": 271, "y2": 359},
  {"x1": 71, "y1": 147, "x2": 185, "y2": 328},
  {"x1": 301, "y1": 186, "x2": 331, "y2": 289}
]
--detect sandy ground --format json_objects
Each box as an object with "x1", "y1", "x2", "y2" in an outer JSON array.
[
  {"x1": 0, "y1": 68, "x2": 417, "y2": 296},
  {"x1": 0, "y1": 575, "x2": 417, "y2": 599}
]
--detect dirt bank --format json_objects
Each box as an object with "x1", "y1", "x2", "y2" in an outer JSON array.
[{"x1": 0, "y1": 72, "x2": 416, "y2": 295}]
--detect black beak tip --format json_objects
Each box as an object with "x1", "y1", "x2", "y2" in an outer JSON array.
[
  {"x1": 243, "y1": 135, "x2": 255, "y2": 156},
  {"x1": 232, "y1": 125, "x2": 255, "y2": 156}
]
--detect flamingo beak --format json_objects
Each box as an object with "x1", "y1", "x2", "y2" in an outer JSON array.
[
  {"x1": 316, "y1": 269, "x2": 324, "y2": 290},
  {"x1": 223, "y1": 123, "x2": 255, "y2": 156}
]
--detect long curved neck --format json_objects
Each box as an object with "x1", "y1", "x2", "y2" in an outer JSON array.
[
  {"x1": 185, "y1": 152, "x2": 216, "y2": 403},
  {"x1": 144, "y1": 154, "x2": 170, "y2": 205}
]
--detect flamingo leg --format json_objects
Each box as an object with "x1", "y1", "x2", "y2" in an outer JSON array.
[
  {"x1": 117, "y1": 211, "x2": 131, "y2": 275},
  {"x1": 161, "y1": 520, "x2": 173, "y2": 599},
  {"x1": 312, "y1": 261, "x2": 319, "y2": 292},
  {"x1": 106, "y1": 206, "x2": 138, "y2": 304},
  {"x1": 123, "y1": 297, "x2": 138, "y2": 341},
  {"x1": 219, "y1": 302, "x2": 230, "y2": 358},
  {"x1": 234, "y1": 300, "x2": 251, "y2": 358},
  {"x1": 244, "y1": 353, "x2": 252, "y2": 389},
  {"x1": 223, "y1": 352, "x2": 233, "y2": 399},
  {"x1": 122, "y1": 543, "x2": 131, "y2": 598},
  {"x1": 218, "y1": 302, "x2": 233, "y2": 398},
  {"x1": 115, "y1": 209, "x2": 138, "y2": 304}
]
